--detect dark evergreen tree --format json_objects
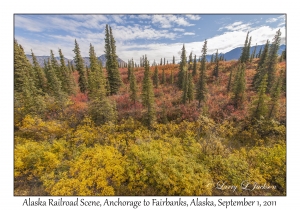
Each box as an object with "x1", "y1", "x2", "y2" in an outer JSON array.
[
  {"x1": 88, "y1": 53, "x2": 115, "y2": 125},
  {"x1": 239, "y1": 31, "x2": 250, "y2": 63},
  {"x1": 192, "y1": 54, "x2": 197, "y2": 76},
  {"x1": 173, "y1": 56, "x2": 175, "y2": 64},
  {"x1": 142, "y1": 55, "x2": 156, "y2": 127},
  {"x1": 268, "y1": 70, "x2": 283, "y2": 119},
  {"x1": 88, "y1": 96, "x2": 117, "y2": 126},
  {"x1": 153, "y1": 65, "x2": 159, "y2": 88},
  {"x1": 31, "y1": 50, "x2": 47, "y2": 93},
  {"x1": 251, "y1": 74, "x2": 269, "y2": 120},
  {"x1": 253, "y1": 40, "x2": 270, "y2": 90},
  {"x1": 164, "y1": 57, "x2": 166, "y2": 65},
  {"x1": 232, "y1": 64, "x2": 246, "y2": 109},
  {"x1": 88, "y1": 44, "x2": 105, "y2": 99},
  {"x1": 245, "y1": 36, "x2": 252, "y2": 62},
  {"x1": 266, "y1": 29, "x2": 281, "y2": 93},
  {"x1": 46, "y1": 58, "x2": 64, "y2": 100},
  {"x1": 189, "y1": 52, "x2": 193, "y2": 70},
  {"x1": 59, "y1": 49, "x2": 74, "y2": 95},
  {"x1": 127, "y1": 59, "x2": 132, "y2": 82},
  {"x1": 50, "y1": 50, "x2": 62, "y2": 82},
  {"x1": 67, "y1": 60, "x2": 72, "y2": 73},
  {"x1": 187, "y1": 71, "x2": 195, "y2": 103},
  {"x1": 280, "y1": 49, "x2": 286, "y2": 62},
  {"x1": 71, "y1": 63, "x2": 75, "y2": 72},
  {"x1": 250, "y1": 43, "x2": 257, "y2": 62},
  {"x1": 196, "y1": 40, "x2": 208, "y2": 107},
  {"x1": 43, "y1": 60, "x2": 49, "y2": 83},
  {"x1": 257, "y1": 42, "x2": 270, "y2": 70},
  {"x1": 73, "y1": 39, "x2": 88, "y2": 93},
  {"x1": 182, "y1": 69, "x2": 189, "y2": 104},
  {"x1": 129, "y1": 61, "x2": 138, "y2": 104},
  {"x1": 212, "y1": 50, "x2": 219, "y2": 78},
  {"x1": 14, "y1": 40, "x2": 45, "y2": 118},
  {"x1": 105, "y1": 25, "x2": 122, "y2": 95},
  {"x1": 177, "y1": 44, "x2": 187, "y2": 89}
]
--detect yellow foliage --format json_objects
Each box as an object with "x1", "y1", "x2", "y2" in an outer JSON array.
[
  {"x1": 18, "y1": 115, "x2": 68, "y2": 141},
  {"x1": 126, "y1": 139, "x2": 212, "y2": 195},
  {"x1": 14, "y1": 116, "x2": 286, "y2": 196},
  {"x1": 46, "y1": 145, "x2": 127, "y2": 196}
]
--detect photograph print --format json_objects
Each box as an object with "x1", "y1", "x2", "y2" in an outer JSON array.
[{"x1": 14, "y1": 14, "x2": 286, "y2": 196}]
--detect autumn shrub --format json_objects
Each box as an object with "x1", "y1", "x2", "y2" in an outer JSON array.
[{"x1": 126, "y1": 139, "x2": 212, "y2": 195}]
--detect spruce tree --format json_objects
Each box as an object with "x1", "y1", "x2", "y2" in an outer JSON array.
[
  {"x1": 43, "y1": 60, "x2": 49, "y2": 84},
  {"x1": 164, "y1": 57, "x2": 166, "y2": 65},
  {"x1": 182, "y1": 69, "x2": 189, "y2": 104},
  {"x1": 67, "y1": 60, "x2": 72, "y2": 73},
  {"x1": 280, "y1": 49, "x2": 286, "y2": 62},
  {"x1": 251, "y1": 74, "x2": 269, "y2": 120},
  {"x1": 178, "y1": 44, "x2": 187, "y2": 89},
  {"x1": 50, "y1": 50, "x2": 62, "y2": 82},
  {"x1": 14, "y1": 40, "x2": 45, "y2": 117},
  {"x1": 187, "y1": 71, "x2": 195, "y2": 103},
  {"x1": 210, "y1": 54, "x2": 214, "y2": 63},
  {"x1": 88, "y1": 43, "x2": 105, "y2": 99},
  {"x1": 192, "y1": 54, "x2": 197, "y2": 76},
  {"x1": 71, "y1": 63, "x2": 75, "y2": 72},
  {"x1": 189, "y1": 52, "x2": 193, "y2": 70},
  {"x1": 88, "y1": 46, "x2": 116, "y2": 125},
  {"x1": 266, "y1": 29, "x2": 281, "y2": 93},
  {"x1": 196, "y1": 40, "x2": 208, "y2": 107},
  {"x1": 232, "y1": 64, "x2": 246, "y2": 109},
  {"x1": 153, "y1": 65, "x2": 159, "y2": 88},
  {"x1": 268, "y1": 70, "x2": 282, "y2": 119},
  {"x1": 88, "y1": 95, "x2": 117, "y2": 126},
  {"x1": 212, "y1": 49, "x2": 219, "y2": 78},
  {"x1": 86, "y1": 66, "x2": 90, "y2": 87},
  {"x1": 105, "y1": 25, "x2": 122, "y2": 95},
  {"x1": 245, "y1": 36, "x2": 252, "y2": 62},
  {"x1": 127, "y1": 59, "x2": 131, "y2": 81},
  {"x1": 173, "y1": 56, "x2": 175, "y2": 64},
  {"x1": 73, "y1": 39, "x2": 88, "y2": 93},
  {"x1": 31, "y1": 50, "x2": 47, "y2": 93},
  {"x1": 253, "y1": 40, "x2": 270, "y2": 90},
  {"x1": 129, "y1": 63, "x2": 138, "y2": 104},
  {"x1": 142, "y1": 55, "x2": 156, "y2": 127},
  {"x1": 250, "y1": 43, "x2": 257, "y2": 62},
  {"x1": 59, "y1": 49, "x2": 74, "y2": 95},
  {"x1": 227, "y1": 67, "x2": 234, "y2": 92},
  {"x1": 46, "y1": 58, "x2": 65, "y2": 101},
  {"x1": 239, "y1": 31, "x2": 250, "y2": 63}
]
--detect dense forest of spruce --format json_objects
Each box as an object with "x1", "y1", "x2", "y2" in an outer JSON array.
[{"x1": 14, "y1": 25, "x2": 286, "y2": 196}]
